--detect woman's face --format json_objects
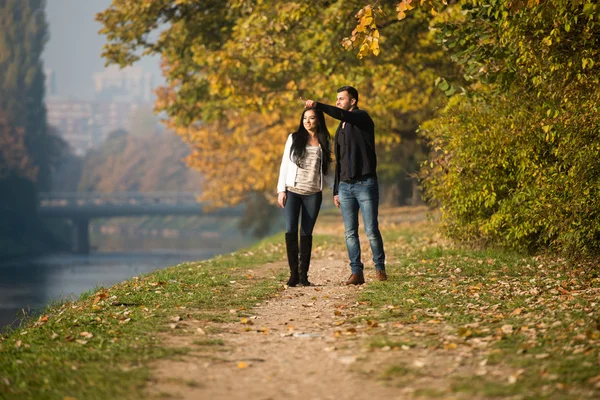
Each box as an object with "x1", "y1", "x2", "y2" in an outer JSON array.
[{"x1": 303, "y1": 109, "x2": 318, "y2": 132}]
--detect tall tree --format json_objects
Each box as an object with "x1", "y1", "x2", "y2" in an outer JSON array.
[
  {"x1": 354, "y1": 0, "x2": 600, "y2": 260},
  {"x1": 0, "y1": 0, "x2": 63, "y2": 191},
  {"x1": 0, "y1": 0, "x2": 67, "y2": 258},
  {"x1": 97, "y1": 0, "x2": 457, "y2": 207}
]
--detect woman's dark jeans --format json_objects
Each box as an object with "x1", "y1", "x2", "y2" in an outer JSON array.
[{"x1": 284, "y1": 190, "x2": 322, "y2": 236}]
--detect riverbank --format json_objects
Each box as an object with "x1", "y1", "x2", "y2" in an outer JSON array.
[{"x1": 1, "y1": 206, "x2": 599, "y2": 399}]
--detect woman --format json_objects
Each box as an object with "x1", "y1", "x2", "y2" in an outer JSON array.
[{"x1": 277, "y1": 108, "x2": 332, "y2": 287}]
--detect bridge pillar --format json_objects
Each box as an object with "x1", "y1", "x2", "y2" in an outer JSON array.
[{"x1": 72, "y1": 218, "x2": 90, "y2": 254}]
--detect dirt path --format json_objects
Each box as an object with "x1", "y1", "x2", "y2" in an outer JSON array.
[{"x1": 146, "y1": 210, "x2": 503, "y2": 400}]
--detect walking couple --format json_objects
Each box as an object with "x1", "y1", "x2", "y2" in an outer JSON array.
[{"x1": 277, "y1": 86, "x2": 387, "y2": 287}]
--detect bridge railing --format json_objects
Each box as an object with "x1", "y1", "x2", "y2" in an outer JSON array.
[{"x1": 38, "y1": 192, "x2": 203, "y2": 207}]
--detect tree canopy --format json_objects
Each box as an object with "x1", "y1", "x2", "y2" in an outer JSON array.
[
  {"x1": 99, "y1": 0, "x2": 600, "y2": 260},
  {"x1": 0, "y1": 0, "x2": 68, "y2": 259},
  {"x1": 416, "y1": 0, "x2": 600, "y2": 260},
  {"x1": 97, "y1": 0, "x2": 456, "y2": 206}
]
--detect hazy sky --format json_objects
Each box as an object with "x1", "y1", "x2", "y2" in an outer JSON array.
[{"x1": 43, "y1": 0, "x2": 163, "y2": 100}]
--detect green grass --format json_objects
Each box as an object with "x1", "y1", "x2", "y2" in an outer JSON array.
[
  {"x1": 356, "y1": 221, "x2": 600, "y2": 399},
  {"x1": 0, "y1": 234, "x2": 286, "y2": 400},
  {"x1": 192, "y1": 338, "x2": 225, "y2": 347},
  {"x1": 2, "y1": 218, "x2": 599, "y2": 399}
]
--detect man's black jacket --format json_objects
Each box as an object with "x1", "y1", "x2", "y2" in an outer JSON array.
[{"x1": 315, "y1": 102, "x2": 377, "y2": 196}]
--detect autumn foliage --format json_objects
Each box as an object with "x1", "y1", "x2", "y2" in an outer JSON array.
[
  {"x1": 97, "y1": 0, "x2": 455, "y2": 207},
  {"x1": 416, "y1": 0, "x2": 600, "y2": 260},
  {"x1": 98, "y1": 0, "x2": 600, "y2": 261}
]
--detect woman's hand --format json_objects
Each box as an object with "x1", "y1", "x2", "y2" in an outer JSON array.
[{"x1": 278, "y1": 191, "x2": 287, "y2": 208}]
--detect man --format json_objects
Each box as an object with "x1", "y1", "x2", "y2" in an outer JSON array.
[{"x1": 304, "y1": 86, "x2": 386, "y2": 285}]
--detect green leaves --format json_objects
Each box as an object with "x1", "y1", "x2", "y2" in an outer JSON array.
[{"x1": 435, "y1": 77, "x2": 457, "y2": 96}]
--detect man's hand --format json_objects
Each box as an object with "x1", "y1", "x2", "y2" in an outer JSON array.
[
  {"x1": 278, "y1": 192, "x2": 287, "y2": 208},
  {"x1": 300, "y1": 96, "x2": 316, "y2": 109},
  {"x1": 334, "y1": 195, "x2": 340, "y2": 208}
]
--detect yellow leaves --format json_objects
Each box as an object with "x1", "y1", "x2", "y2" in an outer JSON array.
[
  {"x1": 582, "y1": 58, "x2": 595, "y2": 70},
  {"x1": 93, "y1": 291, "x2": 109, "y2": 305},
  {"x1": 397, "y1": 0, "x2": 414, "y2": 20},
  {"x1": 344, "y1": 4, "x2": 384, "y2": 58},
  {"x1": 333, "y1": 327, "x2": 358, "y2": 337},
  {"x1": 511, "y1": 307, "x2": 523, "y2": 316},
  {"x1": 285, "y1": 80, "x2": 297, "y2": 90},
  {"x1": 177, "y1": 109, "x2": 290, "y2": 207},
  {"x1": 371, "y1": 33, "x2": 381, "y2": 56},
  {"x1": 396, "y1": 0, "x2": 442, "y2": 21},
  {"x1": 458, "y1": 326, "x2": 473, "y2": 338}
]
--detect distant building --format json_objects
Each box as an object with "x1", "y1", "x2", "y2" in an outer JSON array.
[
  {"x1": 93, "y1": 66, "x2": 154, "y2": 103},
  {"x1": 46, "y1": 66, "x2": 157, "y2": 156},
  {"x1": 46, "y1": 99, "x2": 146, "y2": 156},
  {"x1": 46, "y1": 98, "x2": 95, "y2": 156}
]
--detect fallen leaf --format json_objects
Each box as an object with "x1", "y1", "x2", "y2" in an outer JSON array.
[
  {"x1": 237, "y1": 361, "x2": 249, "y2": 369},
  {"x1": 338, "y1": 355, "x2": 357, "y2": 365},
  {"x1": 501, "y1": 325, "x2": 514, "y2": 335},
  {"x1": 588, "y1": 374, "x2": 600, "y2": 383},
  {"x1": 458, "y1": 327, "x2": 473, "y2": 338}
]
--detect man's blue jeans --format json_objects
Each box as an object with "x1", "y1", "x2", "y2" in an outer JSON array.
[{"x1": 338, "y1": 176, "x2": 385, "y2": 275}]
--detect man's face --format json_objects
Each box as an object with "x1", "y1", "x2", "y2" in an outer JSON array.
[{"x1": 336, "y1": 91, "x2": 355, "y2": 111}]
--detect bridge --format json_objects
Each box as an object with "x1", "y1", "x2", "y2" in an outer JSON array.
[{"x1": 38, "y1": 192, "x2": 244, "y2": 254}]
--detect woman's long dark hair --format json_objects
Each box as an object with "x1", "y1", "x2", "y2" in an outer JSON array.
[{"x1": 290, "y1": 108, "x2": 332, "y2": 175}]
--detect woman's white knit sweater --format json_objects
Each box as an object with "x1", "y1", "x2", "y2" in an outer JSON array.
[{"x1": 277, "y1": 134, "x2": 332, "y2": 193}]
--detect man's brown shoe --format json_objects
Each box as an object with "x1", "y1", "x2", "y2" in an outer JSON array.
[
  {"x1": 344, "y1": 273, "x2": 365, "y2": 285},
  {"x1": 375, "y1": 270, "x2": 388, "y2": 281}
]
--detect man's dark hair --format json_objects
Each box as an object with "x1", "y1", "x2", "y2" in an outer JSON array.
[{"x1": 337, "y1": 86, "x2": 359, "y2": 104}]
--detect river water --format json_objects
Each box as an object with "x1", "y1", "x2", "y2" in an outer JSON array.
[{"x1": 0, "y1": 234, "x2": 255, "y2": 332}]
